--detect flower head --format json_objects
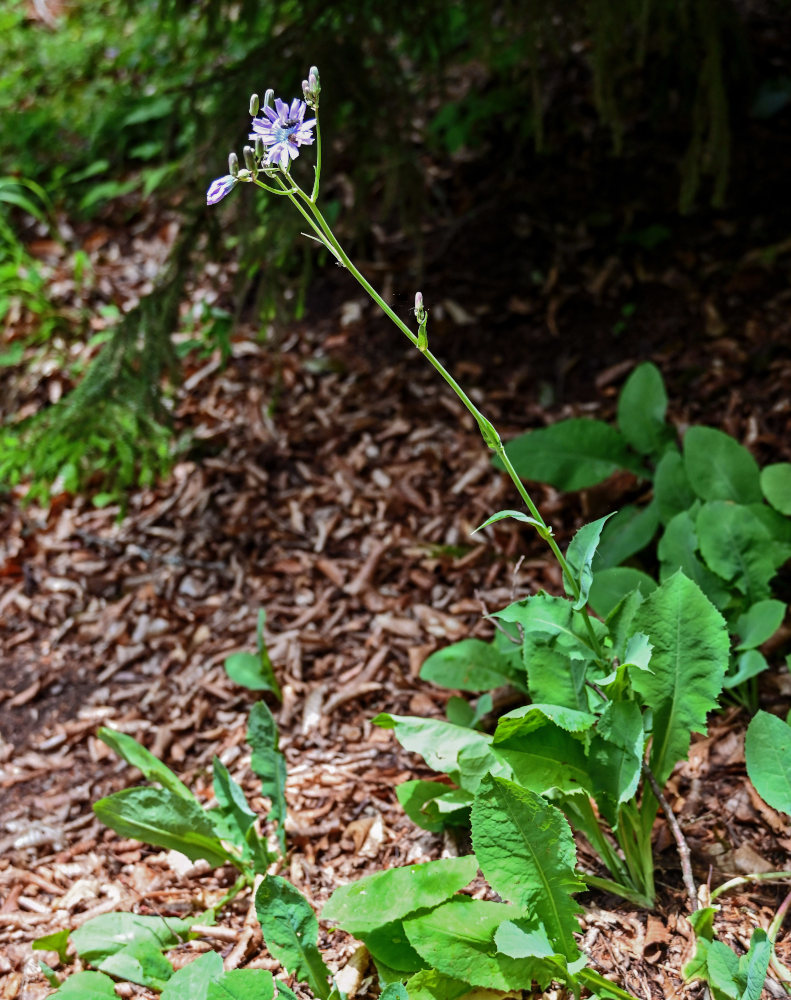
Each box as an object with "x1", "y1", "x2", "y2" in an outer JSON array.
[
  {"x1": 250, "y1": 97, "x2": 316, "y2": 171},
  {"x1": 206, "y1": 174, "x2": 238, "y2": 205}
]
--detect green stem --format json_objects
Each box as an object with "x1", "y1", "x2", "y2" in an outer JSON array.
[
  {"x1": 711, "y1": 871, "x2": 791, "y2": 902},
  {"x1": 311, "y1": 116, "x2": 322, "y2": 202}
]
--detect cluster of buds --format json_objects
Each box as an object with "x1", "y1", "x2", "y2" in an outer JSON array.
[
  {"x1": 415, "y1": 291, "x2": 428, "y2": 352},
  {"x1": 302, "y1": 67, "x2": 321, "y2": 109}
]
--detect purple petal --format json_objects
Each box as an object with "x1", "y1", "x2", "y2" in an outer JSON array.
[
  {"x1": 206, "y1": 174, "x2": 237, "y2": 205},
  {"x1": 274, "y1": 97, "x2": 288, "y2": 119}
]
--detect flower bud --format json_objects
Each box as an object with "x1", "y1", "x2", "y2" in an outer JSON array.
[
  {"x1": 263, "y1": 89, "x2": 274, "y2": 109},
  {"x1": 249, "y1": 92, "x2": 259, "y2": 117},
  {"x1": 414, "y1": 291, "x2": 427, "y2": 324},
  {"x1": 206, "y1": 174, "x2": 238, "y2": 206},
  {"x1": 228, "y1": 151, "x2": 239, "y2": 176},
  {"x1": 303, "y1": 66, "x2": 321, "y2": 108},
  {"x1": 255, "y1": 136, "x2": 265, "y2": 159},
  {"x1": 243, "y1": 145, "x2": 257, "y2": 173}
]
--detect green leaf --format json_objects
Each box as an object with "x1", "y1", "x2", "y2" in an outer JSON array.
[
  {"x1": 420, "y1": 639, "x2": 515, "y2": 692},
  {"x1": 745, "y1": 711, "x2": 791, "y2": 813},
  {"x1": 161, "y1": 951, "x2": 224, "y2": 1000},
  {"x1": 631, "y1": 572, "x2": 729, "y2": 784},
  {"x1": 697, "y1": 501, "x2": 779, "y2": 603},
  {"x1": 499, "y1": 419, "x2": 646, "y2": 490},
  {"x1": 492, "y1": 726, "x2": 593, "y2": 796},
  {"x1": 740, "y1": 928, "x2": 772, "y2": 1000},
  {"x1": 33, "y1": 928, "x2": 70, "y2": 963},
  {"x1": 93, "y1": 787, "x2": 235, "y2": 868},
  {"x1": 472, "y1": 509, "x2": 542, "y2": 532},
  {"x1": 373, "y1": 714, "x2": 494, "y2": 787},
  {"x1": 322, "y1": 856, "x2": 478, "y2": 935},
  {"x1": 617, "y1": 362, "x2": 670, "y2": 455},
  {"x1": 211, "y1": 757, "x2": 270, "y2": 871},
  {"x1": 404, "y1": 897, "x2": 547, "y2": 991},
  {"x1": 565, "y1": 514, "x2": 615, "y2": 610},
  {"x1": 361, "y1": 920, "x2": 426, "y2": 973},
  {"x1": 380, "y1": 985, "x2": 409, "y2": 1000},
  {"x1": 471, "y1": 774, "x2": 584, "y2": 960},
  {"x1": 588, "y1": 567, "x2": 657, "y2": 618},
  {"x1": 224, "y1": 652, "x2": 279, "y2": 694},
  {"x1": 761, "y1": 463, "x2": 791, "y2": 515},
  {"x1": 97, "y1": 939, "x2": 173, "y2": 990},
  {"x1": 396, "y1": 780, "x2": 459, "y2": 833},
  {"x1": 654, "y1": 450, "x2": 695, "y2": 525},
  {"x1": 403, "y1": 970, "x2": 473, "y2": 1000},
  {"x1": 724, "y1": 650, "x2": 768, "y2": 689},
  {"x1": 97, "y1": 727, "x2": 195, "y2": 801},
  {"x1": 207, "y1": 969, "x2": 275, "y2": 1000},
  {"x1": 735, "y1": 600, "x2": 786, "y2": 650},
  {"x1": 593, "y1": 502, "x2": 661, "y2": 569},
  {"x1": 71, "y1": 912, "x2": 194, "y2": 964},
  {"x1": 492, "y1": 704, "x2": 596, "y2": 744},
  {"x1": 683, "y1": 427, "x2": 762, "y2": 504},
  {"x1": 49, "y1": 971, "x2": 117, "y2": 998},
  {"x1": 254, "y1": 876, "x2": 332, "y2": 1000},
  {"x1": 657, "y1": 510, "x2": 730, "y2": 608},
  {"x1": 247, "y1": 701, "x2": 287, "y2": 853},
  {"x1": 493, "y1": 918, "x2": 556, "y2": 959}
]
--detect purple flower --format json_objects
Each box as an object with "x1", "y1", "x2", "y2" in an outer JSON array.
[
  {"x1": 249, "y1": 97, "x2": 316, "y2": 171},
  {"x1": 207, "y1": 174, "x2": 238, "y2": 206}
]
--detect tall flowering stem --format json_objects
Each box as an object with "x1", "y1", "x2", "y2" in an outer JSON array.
[{"x1": 216, "y1": 72, "x2": 605, "y2": 662}]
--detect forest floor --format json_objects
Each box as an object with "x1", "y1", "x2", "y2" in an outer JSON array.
[{"x1": 2, "y1": 133, "x2": 791, "y2": 999}]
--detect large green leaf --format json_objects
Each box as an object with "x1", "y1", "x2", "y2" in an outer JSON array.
[
  {"x1": 697, "y1": 501, "x2": 778, "y2": 603},
  {"x1": 71, "y1": 912, "x2": 194, "y2": 964},
  {"x1": 588, "y1": 567, "x2": 657, "y2": 618},
  {"x1": 761, "y1": 463, "x2": 791, "y2": 515},
  {"x1": 160, "y1": 951, "x2": 224, "y2": 1000},
  {"x1": 207, "y1": 970, "x2": 275, "y2": 1000},
  {"x1": 97, "y1": 939, "x2": 173, "y2": 990},
  {"x1": 254, "y1": 876, "x2": 331, "y2": 1000},
  {"x1": 50, "y1": 972, "x2": 117, "y2": 999},
  {"x1": 735, "y1": 600, "x2": 786, "y2": 650},
  {"x1": 97, "y1": 727, "x2": 195, "y2": 801},
  {"x1": 499, "y1": 419, "x2": 646, "y2": 490},
  {"x1": 492, "y1": 704, "x2": 596, "y2": 744},
  {"x1": 360, "y1": 920, "x2": 426, "y2": 973},
  {"x1": 471, "y1": 774, "x2": 584, "y2": 960},
  {"x1": 373, "y1": 714, "x2": 494, "y2": 786},
  {"x1": 565, "y1": 514, "x2": 615, "y2": 610},
  {"x1": 631, "y1": 572, "x2": 729, "y2": 784},
  {"x1": 683, "y1": 427, "x2": 762, "y2": 504},
  {"x1": 322, "y1": 856, "x2": 478, "y2": 935},
  {"x1": 403, "y1": 970, "x2": 474, "y2": 1000},
  {"x1": 420, "y1": 639, "x2": 516, "y2": 692},
  {"x1": 404, "y1": 897, "x2": 547, "y2": 991},
  {"x1": 657, "y1": 509, "x2": 730, "y2": 608},
  {"x1": 617, "y1": 362, "x2": 671, "y2": 456},
  {"x1": 492, "y1": 726, "x2": 593, "y2": 796},
  {"x1": 745, "y1": 711, "x2": 791, "y2": 814},
  {"x1": 654, "y1": 450, "x2": 695, "y2": 525},
  {"x1": 396, "y1": 780, "x2": 470, "y2": 833},
  {"x1": 247, "y1": 701, "x2": 287, "y2": 853},
  {"x1": 593, "y1": 502, "x2": 661, "y2": 570},
  {"x1": 93, "y1": 787, "x2": 234, "y2": 868}
]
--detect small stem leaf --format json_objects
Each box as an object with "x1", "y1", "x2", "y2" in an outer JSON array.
[
  {"x1": 93, "y1": 787, "x2": 235, "y2": 868},
  {"x1": 160, "y1": 951, "x2": 224, "y2": 1000},
  {"x1": 631, "y1": 572, "x2": 729, "y2": 785},
  {"x1": 471, "y1": 774, "x2": 585, "y2": 960},
  {"x1": 322, "y1": 856, "x2": 478, "y2": 935},
  {"x1": 565, "y1": 514, "x2": 615, "y2": 610},
  {"x1": 745, "y1": 711, "x2": 791, "y2": 814},
  {"x1": 97, "y1": 727, "x2": 195, "y2": 801},
  {"x1": 472, "y1": 509, "x2": 543, "y2": 533},
  {"x1": 254, "y1": 876, "x2": 332, "y2": 1000}
]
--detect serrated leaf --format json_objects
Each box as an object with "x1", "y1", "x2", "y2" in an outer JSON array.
[
  {"x1": 160, "y1": 951, "x2": 224, "y2": 1000},
  {"x1": 499, "y1": 419, "x2": 646, "y2": 490},
  {"x1": 745, "y1": 711, "x2": 791, "y2": 813},
  {"x1": 93, "y1": 787, "x2": 234, "y2": 868},
  {"x1": 207, "y1": 969, "x2": 275, "y2": 1000},
  {"x1": 631, "y1": 572, "x2": 729, "y2": 784},
  {"x1": 322, "y1": 856, "x2": 478, "y2": 935},
  {"x1": 683, "y1": 427, "x2": 762, "y2": 504},
  {"x1": 472, "y1": 509, "x2": 542, "y2": 532},
  {"x1": 49, "y1": 971, "x2": 117, "y2": 998},
  {"x1": 617, "y1": 362, "x2": 670, "y2": 455},
  {"x1": 254, "y1": 876, "x2": 331, "y2": 1000},
  {"x1": 404, "y1": 897, "x2": 548, "y2": 991},
  {"x1": 565, "y1": 514, "x2": 615, "y2": 610},
  {"x1": 471, "y1": 774, "x2": 584, "y2": 959},
  {"x1": 420, "y1": 639, "x2": 516, "y2": 692},
  {"x1": 97, "y1": 727, "x2": 195, "y2": 801},
  {"x1": 71, "y1": 912, "x2": 194, "y2": 964},
  {"x1": 492, "y1": 704, "x2": 596, "y2": 744},
  {"x1": 247, "y1": 701, "x2": 287, "y2": 853}
]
